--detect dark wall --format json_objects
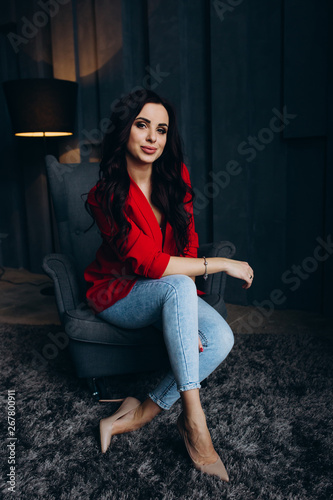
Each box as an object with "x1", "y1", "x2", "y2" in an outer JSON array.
[{"x1": 0, "y1": 0, "x2": 332, "y2": 315}]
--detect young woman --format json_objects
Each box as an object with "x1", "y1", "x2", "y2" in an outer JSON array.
[{"x1": 84, "y1": 89, "x2": 254, "y2": 482}]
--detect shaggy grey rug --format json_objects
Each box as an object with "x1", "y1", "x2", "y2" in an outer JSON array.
[{"x1": 0, "y1": 323, "x2": 332, "y2": 500}]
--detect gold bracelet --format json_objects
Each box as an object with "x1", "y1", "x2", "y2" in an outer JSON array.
[{"x1": 202, "y1": 256, "x2": 208, "y2": 280}]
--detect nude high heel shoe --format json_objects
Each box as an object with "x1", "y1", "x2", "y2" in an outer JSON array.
[
  {"x1": 99, "y1": 397, "x2": 141, "y2": 453},
  {"x1": 177, "y1": 413, "x2": 229, "y2": 482}
]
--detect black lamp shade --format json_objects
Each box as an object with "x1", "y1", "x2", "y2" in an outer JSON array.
[{"x1": 2, "y1": 78, "x2": 78, "y2": 137}]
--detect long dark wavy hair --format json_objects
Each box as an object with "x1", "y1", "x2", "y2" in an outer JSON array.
[{"x1": 85, "y1": 89, "x2": 195, "y2": 256}]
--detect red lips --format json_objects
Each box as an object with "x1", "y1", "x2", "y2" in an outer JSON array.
[{"x1": 141, "y1": 146, "x2": 157, "y2": 154}]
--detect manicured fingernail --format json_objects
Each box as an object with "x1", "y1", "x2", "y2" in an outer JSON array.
[{"x1": 199, "y1": 346, "x2": 204, "y2": 352}]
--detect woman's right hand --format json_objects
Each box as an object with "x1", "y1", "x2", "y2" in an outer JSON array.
[{"x1": 221, "y1": 258, "x2": 254, "y2": 289}]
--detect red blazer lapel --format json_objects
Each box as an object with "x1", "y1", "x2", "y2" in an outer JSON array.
[
  {"x1": 162, "y1": 221, "x2": 177, "y2": 255},
  {"x1": 126, "y1": 177, "x2": 163, "y2": 247}
]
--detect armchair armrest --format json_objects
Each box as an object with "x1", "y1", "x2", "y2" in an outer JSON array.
[
  {"x1": 197, "y1": 240, "x2": 236, "y2": 296},
  {"x1": 42, "y1": 253, "x2": 82, "y2": 325},
  {"x1": 42, "y1": 241, "x2": 235, "y2": 325}
]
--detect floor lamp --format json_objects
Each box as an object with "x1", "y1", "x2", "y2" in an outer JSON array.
[{"x1": 3, "y1": 78, "x2": 78, "y2": 294}]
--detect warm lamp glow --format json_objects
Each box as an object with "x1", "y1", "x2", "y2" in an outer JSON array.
[
  {"x1": 2, "y1": 78, "x2": 78, "y2": 138},
  {"x1": 15, "y1": 132, "x2": 73, "y2": 137}
]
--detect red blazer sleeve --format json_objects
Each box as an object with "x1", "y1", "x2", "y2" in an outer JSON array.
[
  {"x1": 181, "y1": 163, "x2": 200, "y2": 258},
  {"x1": 113, "y1": 215, "x2": 171, "y2": 278},
  {"x1": 88, "y1": 190, "x2": 170, "y2": 279}
]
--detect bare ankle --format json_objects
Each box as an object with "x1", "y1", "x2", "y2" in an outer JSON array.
[
  {"x1": 140, "y1": 398, "x2": 162, "y2": 422},
  {"x1": 183, "y1": 411, "x2": 206, "y2": 431},
  {"x1": 132, "y1": 399, "x2": 161, "y2": 426}
]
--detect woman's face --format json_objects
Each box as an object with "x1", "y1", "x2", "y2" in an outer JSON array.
[{"x1": 126, "y1": 103, "x2": 169, "y2": 166}]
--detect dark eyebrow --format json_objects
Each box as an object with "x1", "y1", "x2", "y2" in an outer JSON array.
[{"x1": 135, "y1": 117, "x2": 169, "y2": 128}]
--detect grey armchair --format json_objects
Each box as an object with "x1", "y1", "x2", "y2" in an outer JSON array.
[{"x1": 42, "y1": 155, "x2": 235, "y2": 399}]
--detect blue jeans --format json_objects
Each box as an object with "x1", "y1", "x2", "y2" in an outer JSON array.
[{"x1": 97, "y1": 274, "x2": 234, "y2": 410}]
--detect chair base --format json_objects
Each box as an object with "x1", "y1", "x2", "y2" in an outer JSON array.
[{"x1": 70, "y1": 338, "x2": 170, "y2": 379}]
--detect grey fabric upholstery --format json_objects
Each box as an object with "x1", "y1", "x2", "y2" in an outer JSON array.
[
  {"x1": 44, "y1": 155, "x2": 101, "y2": 294},
  {"x1": 42, "y1": 155, "x2": 235, "y2": 379},
  {"x1": 42, "y1": 253, "x2": 81, "y2": 324}
]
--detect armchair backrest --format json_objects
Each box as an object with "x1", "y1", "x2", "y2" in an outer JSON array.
[{"x1": 45, "y1": 155, "x2": 101, "y2": 291}]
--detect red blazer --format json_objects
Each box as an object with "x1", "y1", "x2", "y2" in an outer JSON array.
[{"x1": 84, "y1": 163, "x2": 205, "y2": 313}]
